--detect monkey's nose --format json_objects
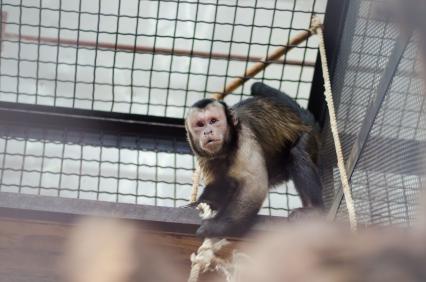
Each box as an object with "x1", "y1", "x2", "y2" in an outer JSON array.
[{"x1": 204, "y1": 130, "x2": 213, "y2": 135}]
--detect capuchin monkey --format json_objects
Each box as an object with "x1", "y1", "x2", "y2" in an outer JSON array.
[{"x1": 185, "y1": 82, "x2": 323, "y2": 238}]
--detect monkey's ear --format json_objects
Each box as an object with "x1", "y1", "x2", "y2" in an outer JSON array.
[{"x1": 230, "y1": 109, "x2": 239, "y2": 126}]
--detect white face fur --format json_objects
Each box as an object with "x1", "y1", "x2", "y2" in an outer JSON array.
[{"x1": 186, "y1": 102, "x2": 229, "y2": 155}]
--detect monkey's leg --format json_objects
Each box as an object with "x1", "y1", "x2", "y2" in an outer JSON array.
[{"x1": 290, "y1": 147, "x2": 324, "y2": 208}]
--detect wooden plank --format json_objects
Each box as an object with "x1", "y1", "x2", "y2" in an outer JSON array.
[
  {"x1": 0, "y1": 192, "x2": 201, "y2": 234},
  {"x1": 0, "y1": 215, "x2": 239, "y2": 282},
  {"x1": 0, "y1": 192, "x2": 285, "y2": 234},
  {"x1": 0, "y1": 217, "x2": 66, "y2": 282}
]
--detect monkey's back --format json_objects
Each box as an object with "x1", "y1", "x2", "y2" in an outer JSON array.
[
  {"x1": 232, "y1": 95, "x2": 311, "y2": 154},
  {"x1": 232, "y1": 89, "x2": 320, "y2": 186}
]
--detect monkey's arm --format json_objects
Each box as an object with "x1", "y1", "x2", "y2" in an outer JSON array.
[
  {"x1": 197, "y1": 180, "x2": 264, "y2": 237},
  {"x1": 193, "y1": 177, "x2": 239, "y2": 211},
  {"x1": 194, "y1": 126, "x2": 269, "y2": 238},
  {"x1": 197, "y1": 161, "x2": 269, "y2": 237}
]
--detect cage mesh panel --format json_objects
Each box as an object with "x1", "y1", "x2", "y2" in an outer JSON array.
[
  {"x1": 0, "y1": 0, "x2": 326, "y2": 118},
  {"x1": 0, "y1": 123, "x2": 298, "y2": 216},
  {"x1": 0, "y1": 0, "x2": 319, "y2": 216},
  {"x1": 319, "y1": 0, "x2": 398, "y2": 207},
  {"x1": 0, "y1": 124, "x2": 195, "y2": 207},
  {"x1": 319, "y1": 0, "x2": 424, "y2": 226},
  {"x1": 351, "y1": 40, "x2": 425, "y2": 226}
]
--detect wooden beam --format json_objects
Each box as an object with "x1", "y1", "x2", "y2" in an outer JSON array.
[
  {"x1": 0, "y1": 192, "x2": 286, "y2": 281},
  {"x1": 0, "y1": 192, "x2": 285, "y2": 233},
  {"x1": 0, "y1": 192, "x2": 200, "y2": 234},
  {"x1": 0, "y1": 215, "x2": 215, "y2": 281}
]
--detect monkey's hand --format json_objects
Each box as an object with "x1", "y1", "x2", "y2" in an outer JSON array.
[
  {"x1": 181, "y1": 200, "x2": 219, "y2": 210},
  {"x1": 196, "y1": 218, "x2": 237, "y2": 238},
  {"x1": 195, "y1": 203, "x2": 224, "y2": 238},
  {"x1": 197, "y1": 203, "x2": 217, "y2": 220}
]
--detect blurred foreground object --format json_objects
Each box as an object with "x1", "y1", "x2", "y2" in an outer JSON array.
[
  {"x1": 62, "y1": 217, "x2": 185, "y2": 282},
  {"x1": 219, "y1": 221, "x2": 426, "y2": 282},
  {"x1": 377, "y1": 0, "x2": 426, "y2": 56}
]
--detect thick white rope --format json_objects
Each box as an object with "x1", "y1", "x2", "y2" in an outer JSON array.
[
  {"x1": 187, "y1": 203, "x2": 254, "y2": 282},
  {"x1": 311, "y1": 17, "x2": 358, "y2": 231},
  {"x1": 187, "y1": 203, "x2": 229, "y2": 282},
  {"x1": 188, "y1": 238, "x2": 230, "y2": 282}
]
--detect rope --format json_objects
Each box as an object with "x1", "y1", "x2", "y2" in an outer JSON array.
[
  {"x1": 187, "y1": 204, "x2": 230, "y2": 282},
  {"x1": 187, "y1": 228, "x2": 256, "y2": 282},
  {"x1": 211, "y1": 27, "x2": 315, "y2": 100},
  {"x1": 190, "y1": 162, "x2": 201, "y2": 203},
  {"x1": 311, "y1": 16, "x2": 358, "y2": 231},
  {"x1": 188, "y1": 238, "x2": 231, "y2": 282}
]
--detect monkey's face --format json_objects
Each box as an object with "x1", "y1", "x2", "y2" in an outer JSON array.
[{"x1": 186, "y1": 103, "x2": 230, "y2": 156}]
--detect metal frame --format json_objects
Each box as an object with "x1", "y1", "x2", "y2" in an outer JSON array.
[
  {"x1": 0, "y1": 192, "x2": 284, "y2": 235},
  {"x1": 0, "y1": 12, "x2": 6, "y2": 53},
  {"x1": 327, "y1": 33, "x2": 412, "y2": 219},
  {"x1": 2, "y1": 25, "x2": 312, "y2": 67},
  {"x1": 308, "y1": 0, "x2": 352, "y2": 127},
  {"x1": 0, "y1": 191, "x2": 200, "y2": 234},
  {"x1": 0, "y1": 101, "x2": 190, "y2": 154}
]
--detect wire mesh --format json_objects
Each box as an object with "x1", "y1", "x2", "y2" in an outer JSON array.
[
  {"x1": 0, "y1": 123, "x2": 195, "y2": 207},
  {"x1": 0, "y1": 120, "x2": 301, "y2": 216},
  {"x1": 0, "y1": 0, "x2": 327, "y2": 217},
  {"x1": 319, "y1": 0, "x2": 399, "y2": 208},
  {"x1": 0, "y1": 0, "x2": 326, "y2": 119},
  {"x1": 351, "y1": 39, "x2": 425, "y2": 226},
  {"x1": 319, "y1": 0, "x2": 425, "y2": 226}
]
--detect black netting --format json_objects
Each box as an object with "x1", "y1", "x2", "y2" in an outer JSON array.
[
  {"x1": 0, "y1": 0, "x2": 328, "y2": 216},
  {"x1": 0, "y1": 121, "x2": 301, "y2": 216},
  {"x1": 0, "y1": 0, "x2": 325, "y2": 118},
  {"x1": 0, "y1": 123, "x2": 195, "y2": 207}
]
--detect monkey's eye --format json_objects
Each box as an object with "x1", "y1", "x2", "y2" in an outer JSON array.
[
  {"x1": 210, "y1": 118, "x2": 217, "y2": 124},
  {"x1": 196, "y1": 121, "x2": 204, "y2": 127}
]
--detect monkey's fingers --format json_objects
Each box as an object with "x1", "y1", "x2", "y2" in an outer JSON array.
[{"x1": 181, "y1": 202, "x2": 199, "y2": 209}]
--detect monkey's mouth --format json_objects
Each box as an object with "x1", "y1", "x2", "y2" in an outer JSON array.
[{"x1": 204, "y1": 139, "x2": 220, "y2": 147}]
